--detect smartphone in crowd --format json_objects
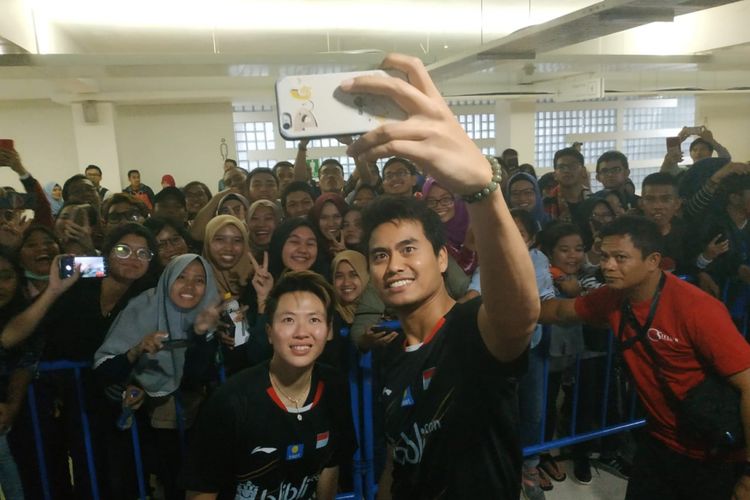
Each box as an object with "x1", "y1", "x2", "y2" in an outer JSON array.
[
  {"x1": 275, "y1": 70, "x2": 407, "y2": 140},
  {"x1": 59, "y1": 255, "x2": 108, "y2": 279},
  {"x1": 685, "y1": 126, "x2": 704, "y2": 136}
]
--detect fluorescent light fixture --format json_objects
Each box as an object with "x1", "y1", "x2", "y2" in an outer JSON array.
[{"x1": 27, "y1": 0, "x2": 589, "y2": 35}]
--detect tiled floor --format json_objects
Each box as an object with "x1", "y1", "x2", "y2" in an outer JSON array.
[{"x1": 524, "y1": 460, "x2": 628, "y2": 500}]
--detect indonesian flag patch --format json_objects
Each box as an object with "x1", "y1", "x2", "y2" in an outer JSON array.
[
  {"x1": 422, "y1": 367, "x2": 436, "y2": 391},
  {"x1": 316, "y1": 431, "x2": 330, "y2": 449}
]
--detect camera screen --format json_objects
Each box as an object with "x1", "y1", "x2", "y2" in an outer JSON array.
[{"x1": 75, "y1": 256, "x2": 107, "y2": 278}]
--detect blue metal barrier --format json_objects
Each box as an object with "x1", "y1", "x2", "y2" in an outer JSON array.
[{"x1": 24, "y1": 316, "x2": 678, "y2": 499}]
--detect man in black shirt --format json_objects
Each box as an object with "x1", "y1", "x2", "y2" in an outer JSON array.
[{"x1": 346, "y1": 55, "x2": 539, "y2": 499}]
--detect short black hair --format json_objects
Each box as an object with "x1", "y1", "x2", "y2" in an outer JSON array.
[
  {"x1": 143, "y1": 216, "x2": 195, "y2": 250},
  {"x1": 59, "y1": 202, "x2": 100, "y2": 227},
  {"x1": 510, "y1": 208, "x2": 537, "y2": 241},
  {"x1": 538, "y1": 172, "x2": 558, "y2": 192},
  {"x1": 272, "y1": 161, "x2": 294, "y2": 175},
  {"x1": 101, "y1": 222, "x2": 160, "y2": 275},
  {"x1": 154, "y1": 187, "x2": 186, "y2": 207},
  {"x1": 538, "y1": 222, "x2": 582, "y2": 258},
  {"x1": 382, "y1": 157, "x2": 417, "y2": 177},
  {"x1": 319, "y1": 159, "x2": 344, "y2": 176},
  {"x1": 599, "y1": 215, "x2": 663, "y2": 259},
  {"x1": 553, "y1": 147, "x2": 585, "y2": 168},
  {"x1": 265, "y1": 270, "x2": 335, "y2": 326},
  {"x1": 127, "y1": 169, "x2": 140, "y2": 178},
  {"x1": 246, "y1": 167, "x2": 279, "y2": 188},
  {"x1": 690, "y1": 138, "x2": 714, "y2": 153},
  {"x1": 642, "y1": 172, "x2": 678, "y2": 192},
  {"x1": 280, "y1": 181, "x2": 315, "y2": 212},
  {"x1": 502, "y1": 148, "x2": 518, "y2": 158},
  {"x1": 225, "y1": 158, "x2": 238, "y2": 167},
  {"x1": 102, "y1": 193, "x2": 150, "y2": 221},
  {"x1": 61, "y1": 174, "x2": 90, "y2": 201},
  {"x1": 85, "y1": 165, "x2": 102, "y2": 175},
  {"x1": 596, "y1": 150, "x2": 629, "y2": 173},
  {"x1": 182, "y1": 181, "x2": 212, "y2": 199},
  {"x1": 362, "y1": 195, "x2": 445, "y2": 257}
]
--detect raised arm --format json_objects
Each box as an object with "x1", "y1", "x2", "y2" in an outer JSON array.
[
  {"x1": 293, "y1": 139, "x2": 311, "y2": 182},
  {"x1": 343, "y1": 54, "x2": 538, "y2": 362},
  {"x1": 0, "y1": 256, "x2": 79, "y2": 349}
]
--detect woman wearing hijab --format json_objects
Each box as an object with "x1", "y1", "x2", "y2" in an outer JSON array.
[
  {"x1": 161, "y1": 174, "x2": 176, "y2": 188},
  {"x1": 94, "y1": 254, "x2": 221, "y2": 500},
  {"x1": 320, "y1": 250, "x2": 369, "y2": 372},
  {"x1": 203, "y1": 215, "x2": 273, "y2": 375},
  {"x1": 422, "y1": 178, "x2": 477, "y2": 276},
  {"x1": 246, "y1": 199, "x2": 281, "y2": 261},
  {"x1": 44, "y1": 182, "x2": 64, "y2": 217},
  {"x1": 507, "y1": 171, "x2": 551, "y2": 231}
]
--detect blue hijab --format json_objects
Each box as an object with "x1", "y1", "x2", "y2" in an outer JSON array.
[
  {"x1": 44, "y1": 182, "x2": 64, "y2": 216},
  {"x1": 507, "y1": 172, "x2": 549, "y2": 229}
]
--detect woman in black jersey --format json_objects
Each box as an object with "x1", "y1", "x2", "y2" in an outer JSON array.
[{"x1": 182, "y1": 271, "x2": 357, "y2": 500}]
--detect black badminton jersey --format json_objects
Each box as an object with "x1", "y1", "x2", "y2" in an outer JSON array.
[
  {"x1": 379, "y1": 298, "x2": 527, "y2": 500},
  {"x1": 180, "y1": 361, "x2": 356, "y2": 499}
]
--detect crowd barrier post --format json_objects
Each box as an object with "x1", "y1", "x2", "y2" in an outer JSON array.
[
  {"x1": 129, "y1": 418, "x2": 147, "y2": 500},
  {"x1": 341, "y1": 327, "x2": 364, "y2": 498},
  {"x1": 26, "y1": 383, "x2": 52, "y2": 500},
  {"x1": 359, "y1": 351, "x2": 377, "y2": 500},
  {"x1": 72, "y1": 364, "x2": 100, "y2": 499}
]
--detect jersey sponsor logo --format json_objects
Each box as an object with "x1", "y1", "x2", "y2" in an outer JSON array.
[
  {"x1": 401, "y1": 386, "x2": 414, "y2": 407},
  {"x1": 647, "y1": 328, "x2": 679, "y2": 344},
  {"x1": 236, "y1": 473, "x2": 319, "y2": 499},
  {"x1": 251, "y1": 446, "x2": 277, "y2": 455},
  {"x1": 392, "y1": 420, "x2": 442, "y2": 465},
  {"x1": 316, "y1": 431, "x2": 329, "y2": 449},
  {"x1": 286, "y1": 443, "x2": 304, "y2": 461},
  {"x1": 422, "y1": 367, "x2": 436, "y2": 390}
]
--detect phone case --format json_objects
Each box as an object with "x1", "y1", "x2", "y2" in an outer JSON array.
[{"x1": 275, "y1": 70, "x2": 407, "y2": 140}]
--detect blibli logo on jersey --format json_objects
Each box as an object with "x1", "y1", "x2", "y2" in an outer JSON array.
[
  {"x1": 401, "y1": 386, "x2": 414, "y2": 407},
  {"x1": 422, "y1": 367, "x2": 436, "y2": 390},
  {"x1": 286, "y1": 443, "x2": 304, "y2": 461},
  {"x1": 316, "y1": 431, "x2": 329, "y2": 449}
]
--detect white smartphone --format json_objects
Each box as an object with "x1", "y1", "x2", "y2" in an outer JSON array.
[{"x1": 275, "y1": 70, "x2": 407, "y2": 140}]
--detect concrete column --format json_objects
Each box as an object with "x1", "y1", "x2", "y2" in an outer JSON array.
[{"x1": 71, "y1": 101, "x2": 122, "y2": 192}]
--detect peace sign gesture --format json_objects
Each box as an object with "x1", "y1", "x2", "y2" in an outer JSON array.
[
  {"x1": 249, "y1": 251, "x2": 273, "y2": 311},
  {"x1": 329, "y1": 229, "x2": 347, "y2": 255}
]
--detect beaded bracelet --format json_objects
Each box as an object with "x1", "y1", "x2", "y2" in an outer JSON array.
[{"x1": 460, "y1": 155, "x2": 503, "y2": 204}]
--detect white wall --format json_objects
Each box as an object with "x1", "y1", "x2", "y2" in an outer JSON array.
[
  {"x1": 115, "y1": 102, "x2": 236, "y2": 192},
  {"x1": 0, "y1": 100, "x2": 79, "y2": 190},
  {"x1": 696, "y1": 94, "x2": 750, "y2": 163}
]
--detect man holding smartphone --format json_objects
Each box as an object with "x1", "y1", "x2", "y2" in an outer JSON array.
[{"x1": 343, "y1": 55, "x2": 538, "y2": 499}]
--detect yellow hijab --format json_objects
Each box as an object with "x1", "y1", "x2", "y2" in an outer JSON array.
[
  {"x1": 331, "y1": 250, "x2": 369, "y2": 324},
  {"x1": 202, "y1": 215, "x2": 254, "y2": 297}
]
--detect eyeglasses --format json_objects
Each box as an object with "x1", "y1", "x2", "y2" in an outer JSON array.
[
  {"x1": 599, "y1": 166, "x2": 624, "y2": 176},
  {"x1": 113, "y1": 244, "x2": 153, "y2": 261},
  {"x1": 425, "y1": 196, "x2": 455, "y2": 209},
  {"x1": 108, "y1": 211, "x2": 141, "y2": 224},
  {"x1": 384, "y1": 170, "x2": 410, "y2": 181},
  {"x1": 156, "y1": 235, "x2": 185, "y2": 250}
]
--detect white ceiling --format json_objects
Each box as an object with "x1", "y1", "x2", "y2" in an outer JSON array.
[{"x1": 1, "y1": 0, "x2": 750, "y2": 105}]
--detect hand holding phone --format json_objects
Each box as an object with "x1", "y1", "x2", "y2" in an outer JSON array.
[
  {"x1": 275, "y1": 70, "x2": 407, "y2": 139},
  {"x1": 59, "y1": 255, "x2": 107, "y2": 279}
]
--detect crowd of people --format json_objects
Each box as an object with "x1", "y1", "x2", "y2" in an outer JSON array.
[{"x1": 0, "y1": 54, "x2": 749, "y2": 500}]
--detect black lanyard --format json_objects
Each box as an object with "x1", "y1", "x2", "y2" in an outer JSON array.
[{"x1": 617, "y1": 272, "x2": 667, "y2": 350}]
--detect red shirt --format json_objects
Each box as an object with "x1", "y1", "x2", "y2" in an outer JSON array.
[{"x1": 575, "y1": 272, "x2": 750, "y2": 459}]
